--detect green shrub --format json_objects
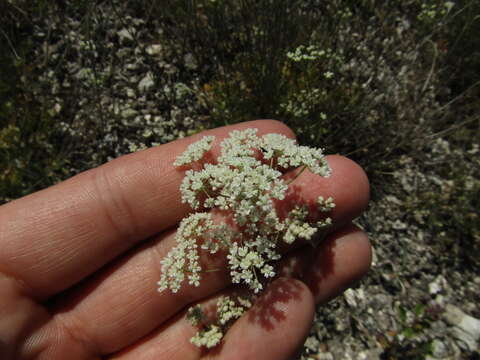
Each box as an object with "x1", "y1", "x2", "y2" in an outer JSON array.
[{"x1": 158, "y1": 0, "x2": 460, "y2": 178}]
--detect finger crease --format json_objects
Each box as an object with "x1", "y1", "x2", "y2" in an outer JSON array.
[{"x1": 92, "y1": 167, "x2": 140, "y2": 243}]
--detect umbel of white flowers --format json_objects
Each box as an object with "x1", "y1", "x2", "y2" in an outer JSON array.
[{"x1": 157, "y1": 128, "x2": 335, "y2": 348}]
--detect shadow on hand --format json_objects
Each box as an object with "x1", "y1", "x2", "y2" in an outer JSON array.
[
  {"x1": 247, "y1": 277, "x2": 302, "y2": 331},
  {"x1": 274, "y1": 180, "x2": 338, "y2": 300}
]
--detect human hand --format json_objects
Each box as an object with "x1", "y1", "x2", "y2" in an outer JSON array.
[{"x1": 0, "y1": 120, "x2": 371, "y2": 360}]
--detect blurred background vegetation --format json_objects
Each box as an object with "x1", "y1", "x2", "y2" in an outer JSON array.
[
  {"x1": 0, "y1": 0, "x2": 479, "y2": 357},
  {"x1": 1, "y1": 0, "x2": 478, "y2": 261}
]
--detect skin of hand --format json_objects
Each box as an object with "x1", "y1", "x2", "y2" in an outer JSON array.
[{"x1": 0, "y1": 120, "x2": 371, "y2": 360}]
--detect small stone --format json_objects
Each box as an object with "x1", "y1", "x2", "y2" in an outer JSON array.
[
  {"x1": 126, "y1": 88, "x2": 135, "y2": 98},
  {"x1": 121, "y1": 108, "x2": 137, "y2": 119},
  {"x1": 146, "y1": 44, "x2": 162, "y2": 56},
  {"x1": 392, "y1": 220, "x2": 407, "y2": 230},
  {"x1": 431, "y1": 339, "x2": 448, "y2": 358},
  {"x1": 138, "y1": 72, "x2": 155, "y2": 92},
  {"x1": 304, "y1": 336, "x2": 320, "y2": 352},
  {"x1": 118, "y1": 28, "x2": 134, "y2": 42},
  {"x1": 344, "y1": 287, "x2": 366, "y2": 308},
  {"x1": 371, "y1": 245, "x2": 378, "y2": 267},
  {"x1": 184, "y1": 53, "x2": 197, "y2": 70},
  {"x1": 344, "y1": 289, "x2": 357, "y2": 307},
  {"x1": 429, "y1": 275, "x2": 447, "y2": 295},
  {"x1": 126, "y1": 63, "x2": 138, "y2": 71}
]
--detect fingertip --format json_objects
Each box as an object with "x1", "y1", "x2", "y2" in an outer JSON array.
[
  {"x1": 304, "y1": 224, "x2": 372, "y2": 304},
  {"x1": 280, "y1": 154, "x2": 370, "y2": 228},
  {"x1": 213, "y1": 278, "x2": 314, "y2": 360},
  {"x1": 324, "y1": 155, "x2": 370, "y2": 223},
  {"x1": 333, "y1": 224, "x2": 372, "y2": 282}
]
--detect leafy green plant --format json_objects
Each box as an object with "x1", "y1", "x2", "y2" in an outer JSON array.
[{"x1": 157, "y1": 0, "x2": 466, "y2": 181}]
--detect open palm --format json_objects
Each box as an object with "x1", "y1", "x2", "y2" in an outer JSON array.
[{"x1": 0, "y1": 120, "x2": 371, "y2": 360}]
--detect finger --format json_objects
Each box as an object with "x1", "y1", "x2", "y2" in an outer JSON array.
[
  {"x1": 107, "y1": 226, "x2": 370, "y2": 360},
  {"x1": 108, "y1": 311, "x2": 201, "y2": 360},
  {"x1": 108, "y1": 278, "x2": 314, "y2": 360},
  {"x1": 0, "y1": 120, "x2": 294, "y2": 299},
  {"x1": 207, "y1": 278, "x2": 314, "y2": 360},
  {"x1": 278, "y1": 223, "x2": 372, "y2": 304},
  {"x1": 304, "y1": 223, "x2": 372, "y2": 304},
  {"x1": 34, "y1": 155, "x2": 369, "y2": 356},
  {"x1": 283, "y1": 154, "x2": 370, "y2": 233}
]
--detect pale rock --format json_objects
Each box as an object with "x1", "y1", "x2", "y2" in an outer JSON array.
[
  {"x1": 344, "y1": 288, "x2": 365, "y2": 308},
  {"x1": 126, "y1": 88, "x2": 135, "y2": 98},
  {"x1": 138, "y1": 72, "x2": 155, "y2": 92},
  {"x1": 121, "y1": 108, "x2": 137, "y2": 119},
  {"x1": 429, "y1": 275, "x2": 447, "y2": 295},
  {"x1": 443, "y1": 304, "x2": 480, "y2": 351},
  {"x1": 431, "y1": 339, "x2": 448, "y2": 358},
  {"x1": 371, "y1": 245, "x2": 378, "y2": 267},
  {"x1": 126, "y1": 63, "x2": 138, "y2": 71},
  {"x1": 146, "y1": 44, "x2": 162, "y2": 56},
  {"x1": 392, "y1": 219, "x2": 407, "y2": 230},
  {"x1": 118, "y1": 28, "x2": 134, "y2": 42},
  {"x1": 184, "y1": 53, "x2": 197, "y2": 70},
  {"x1": 304, "y1": 336, "x2": 320, "y2": 352}
]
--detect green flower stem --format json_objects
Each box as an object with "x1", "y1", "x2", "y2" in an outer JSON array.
[
  {"x1": 202, "y1": 187, "x2": 212, "y2": 198},
  {"x1": 204, "y1": 268, "x2": 222, "y2": 273},
  {"x1": 286, "y1": 165, "x2": 308, "y2": 185}
]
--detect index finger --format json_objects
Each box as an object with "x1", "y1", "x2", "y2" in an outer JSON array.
[{"x1": 0, "y1": 120, "x2": 295, "y2": 299}]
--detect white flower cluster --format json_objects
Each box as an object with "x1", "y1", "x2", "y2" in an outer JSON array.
[
  {"x1": 282, "y1": 206, "x2": 318, "y2": 244},
  {"x1": 286, "y1": 45, "x2": 328, "y2": 62},
  {"x1": 418, "y1": 1, "x2": 454, "y2": 22},
  {"x1": 187, "y1": 295, "x2": 252, "y2": 348},
  {"x1": 159, "y1": 129, "x2": 334, "y2": 294},
  {"x1": 279, "y1": 88, "x2": 327, "y2": 119},
  {"x1": 217, "y1": 295, "x2": 252, "y2": 325},
  {"x1": 227, "y1": 242, "x2": 277, "y2": 293},
  {"x1": 157, "y1": 213, "x2": 214, "y2": 293},
  {"x1": 158, "y1": 128, "x2": 335, "y2": 347},
  {"x1": 318, "y1": 196, "x2": 336, "y2": 212},
  {"x1": 261, "y1": 133, "x2": 331, "y2": 176},
  {"x1": 190, "y1": 324, "x2": 223, "y2": 349},
  {"x1": 173, "y1": 135, "x2": 215, "y2": 166}
]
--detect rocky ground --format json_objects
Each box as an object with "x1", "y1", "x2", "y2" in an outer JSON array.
[
  {"x1": 3, "y1": 1, "x2": 479, "y2": 359},
  {"x1": 302, "y1": 143, "x2": 480, "y2": 359}
]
